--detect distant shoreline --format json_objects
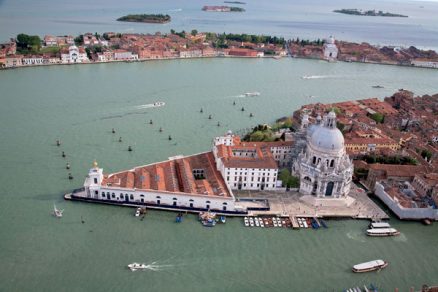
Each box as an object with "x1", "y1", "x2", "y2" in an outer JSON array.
[
  {"x1": 333, "y1": 9, "x2": 408, "y2": 18},
  {"x1": 116, "y1": 14, "x2": 171, "y2": 24}
]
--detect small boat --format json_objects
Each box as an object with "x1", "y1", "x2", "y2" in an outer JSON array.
[
  {"x1": 153, "y1": 101, "x2": 165, "y2": 107},
  {"x1": 202, "y1": 218, "x2": 216, "y2": 227},
  {"x1": 372, "y1": 85, "x2": 384, "y2": 89},
  {"x1": 369, "y1": 222, "x2": 391, "y2": 229},
  {"x1": 302, "y1": 219, "x2": 308, "y2": 229},
  {"x1": 53, "y1": 204, "x2": 63, "y2": 218},
  {"x1": 249, "y1": 217, "x2": 254, "y2": 227},
  {"x1": 128, "y1": 263, "x2": 147, "y2": 271},
  {"x1": 320, "y1": 219, "x2": 328, "y2": 228},
  {"x1": 352, "y1": 260, "x2": 388, "y2": 273},
  {"x1": 243, "y1": 92, "x2": 260, "y2": 97},
  {"x1": 244, "y1": 217, "x2": 249, "y2": 227},
  {"x1": 135, "y1": 208, "x2": 141, "y2": 217},
  {"x1": 260, "y1": 219, "x2": 264, "y2": 228},
  {"x1": 277, "y1": 218, "x2": 282, "y2": 227},
  {"x1": 366, "y1": 228, "x2": 400, "y2": 237},
  {"x1": 219, "y1": 216, "x2": 226, "y2": 224},
  {"x1": 176, "y1": 213, "x2": 183, "y2": 223},
  {"x1": 254, "y1": 217, "x2": 260, "y2": 227}
]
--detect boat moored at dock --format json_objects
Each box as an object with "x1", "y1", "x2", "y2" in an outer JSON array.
[
  {"x1": 366, "y1": 228, "x2": 400, "y2": 237},
  {"x1": 352, "y1": 260, "x2": 388, "y2": 273},
  {"x1": 369, "y1": 222, "x2": 391, "y2": 229}
]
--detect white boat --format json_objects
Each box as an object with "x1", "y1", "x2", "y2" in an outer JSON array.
[
  {"x1": 260, "y1": 220, "x2": 264, "y2": 228},
  {"x1": 366, "y1": 228, "x2": 400, "y2": 237},
  {"x1": 135, "y1": 208, "x2": 141, "y2": 217},
  {"x1": 244, "y1": 218, "x2": 249, "y2": 227},
  {"x1": 352, "y1": 259, "x2": 388, "y2": 273},
  {"x1": 255, "y1": 218, "x2": 260, "y2": 227},
  {"x1": 277, "y1": 218, "x2": 282, "y2": 227},
  {"x1": 302, "y1": 220, "x2": 308, "y2": 229},
  {"x1": 249, "y1": 217, "x2": 254, "y2": 227},
  {"x1": 369, "y1": 222, "x2": 391, "y2": 229},
  {"x1": 128, "y1": 262, "x2": 147, "y2": 271},
  {"x1": 243, "y1": 92, "x2": 260, "y2": 97},
  {"x1": 273, "y1": 218, "x2": 278, "y2": 227},
  {"x1": 53, "y1": 204, "x2": 63, "y2": 218},
  {"x1": 152, "y1": 101, "x2": 165, "y2": 107}
]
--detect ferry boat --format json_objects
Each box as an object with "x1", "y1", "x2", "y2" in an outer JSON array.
[
  {"x1": 243, "y1": 92, "x2": 260, "y2": 97},
  {"x1": 128, "y1": 263, "x2": 147, "y2": 271},
  {"x1": 53, "y1": 204, "x2": 63, "y2": 218},
  {"x1": 352, "y1": 259, "x2": 388, "y2": 273},
  {"x1": 366, "y1": 228, "x2": 400, "y2": 237}
]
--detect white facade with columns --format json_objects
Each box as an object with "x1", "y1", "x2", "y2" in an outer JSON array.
[{"x1": 294, "y1": 112, "x2": 353, "y2": 198}]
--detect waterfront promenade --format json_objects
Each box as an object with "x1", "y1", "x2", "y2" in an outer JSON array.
[{"x1": 236, "y1": 186, "x2": 388, "y2": 220}]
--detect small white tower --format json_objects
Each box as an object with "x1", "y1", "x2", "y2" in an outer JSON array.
[
  {"x1": 323, "y1": 36, "x2": 338, "y2": 61},
  {"x1": 301, "y1": 114, "x2": 310, "y2": 131},
  {"x1": 84, "y1": 160, "x2": 103, "y2": 199}
]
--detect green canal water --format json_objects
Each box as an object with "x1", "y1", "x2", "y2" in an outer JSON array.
[{"x1": 1, "y1": 58, "x2": 438, "y2": 291}]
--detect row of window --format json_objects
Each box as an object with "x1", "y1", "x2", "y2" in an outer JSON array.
[
  {"x1": 233, "y1": 183, "x2": 276, "y2": 188},
  {"x1": 97, "y1": 190, "x2": 229, "y2": 210}
]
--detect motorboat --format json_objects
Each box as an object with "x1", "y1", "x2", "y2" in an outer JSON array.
[
  {"x1": 372, "y1": 85, "x2": 384, "y2": 89},
  {"x1": 53, "y1": 204, "x2": 63, "y2": 218},
  {"x1": 244, "y1": 218, "x2": 249, "y2": 227},
  {"x1": 260, "y1": 220, "x2": 264, "y2": 228},
  {"x1": 302, "y1": 219, "x2": 308, "y2": 229},
  {"x1": 352, "y1": 260, "x2": 388, "y2": 273},
  {"x1": 176, "y1": 213, "x2": 183, "y2": 223},
  {"x1": 128, "y1": 263, "x2": 147, "y2": 271},
  {"x1": 277, "y1": 218, "x2": 282, "y2": 227},
  {"x1": 152, "y1": 101, "x2": 166, "y2": 107},
  {"x1": 202, "y1": 218, "x2": 216, "y2": 227},
  {"x1": 255, "y1": 217, "x2": 260, "y2": 227},
  {"x1": 366, "y1": 228, "x2": 400, "y2": 237},
  {"x1": 249, "y1": 217, "x2": 254, "y2": 227},
  {"x1": 219, "y1": 216, "x2": 226, "y2": 223},
  {"x1": 243, "y1": 92, "x2": 260, "y2": 97},
  {"x1": 135, "y1": 208, "x2": 141, "y2": 217}
]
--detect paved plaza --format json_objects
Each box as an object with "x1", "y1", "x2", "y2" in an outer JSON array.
[{"x1": 235, "y1": 186, "x2": 388, "y2": 219}]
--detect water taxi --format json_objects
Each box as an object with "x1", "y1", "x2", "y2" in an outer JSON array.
[
  {"x1": 352, "y1": 260, "x2": 388, "y2": 273},
  {"x1": 366, "y1": 228, "x2": 400, "y2": 237},
  {"x1": 243, "y1": 92, "x2": 260, "y2": 97},
  {"x1": 128, "y1": 263, "x2": 147, "y2": 271},
  {"x1": 153, "y1": 101, "x2": 165, "y2": 107},
  {"x1": 135, "y1": 208, "x2": 141, "y2": 217},
  {"x1": 53, "y1": 204, "x2": 63, "y2": 218}
]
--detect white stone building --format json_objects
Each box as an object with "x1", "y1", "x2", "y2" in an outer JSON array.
[
  {"x1": 213, "y1": 131, "x2": 293, "y2": 191},
  {"x1": 61, "y1": 45, "x2": 89, "y2": 64},
  {"x1": 294, "y1": 112, "x2": 353, "y2": 198},
  {"x1": 323, "y1": 36, "x2": 338, "y2": 61}
]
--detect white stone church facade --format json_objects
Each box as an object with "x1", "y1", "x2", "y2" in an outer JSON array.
[{"x1": 293, "y1": 112, "x2": 353, "y2": 198}]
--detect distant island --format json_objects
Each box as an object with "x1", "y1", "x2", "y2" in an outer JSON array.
[
  {"x1": 117, "y1": 14, "x2": 171, "y2": 24},
  {"x1": 202, "y1": 6, "x2": 245, "y2": 12},
  {"x1": 333, "y1": 9, "x2": 408, "y2": 17},
  {"x1": 224, "y1": 1, "x2": 246, "y2": 4}
]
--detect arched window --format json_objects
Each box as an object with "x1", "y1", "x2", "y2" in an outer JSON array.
[
  {"x1": 330, "y1": 159, "x2": 334, "y2": 167},
  {"x1": 312, "y1": 156, "x2": 316, "y2": 164},
  {"x1": 130, "y1": 194, "x2": 134, "y2": 200}
]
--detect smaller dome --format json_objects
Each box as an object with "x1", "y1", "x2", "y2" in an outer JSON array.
[{"x1": 327, "y1": 36, "x2": 335, "y2": 44}]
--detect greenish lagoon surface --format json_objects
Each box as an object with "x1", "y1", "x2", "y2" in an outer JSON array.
[{"x1": 1, "y1": 58, "x2": 438, "y2": 291}]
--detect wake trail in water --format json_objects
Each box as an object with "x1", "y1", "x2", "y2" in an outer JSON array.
[
  {"x1": 301, "y1": 75, "x2": 342, "y2": 79},
  {"x1": 346, "y1": 231, "x2": 366, "y2": 243},
  {"x1": 168, "y1": 8, "x2": 182, "y2": 12}
]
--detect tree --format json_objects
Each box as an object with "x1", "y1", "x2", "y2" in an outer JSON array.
[
  {"x1": 74, "y1": 35, "x2": 84, "y2": 45},
  {"x1": 421, "y1": 149, "x2": 432, "y2": 161},
  {"x1": 370, "y1": 112, "x2": 385, "y2": 124},
  {"x1": 16, "y1": 33, "x2": 41, "y2": 52},
  {"x1": 170, "y1": 29, "x2": 175, "y2": 34},
  {"x1": 191, "y1": 29, "x2": 198, "y2": 36}
]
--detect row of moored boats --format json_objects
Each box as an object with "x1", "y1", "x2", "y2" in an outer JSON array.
[{"x1": 244, "y1": 216, "x2": 290, "y2": 228}]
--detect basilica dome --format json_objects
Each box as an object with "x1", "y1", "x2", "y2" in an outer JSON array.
[{"x1": 308, "y1": 112, "x2": 344, "y2": 153}]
